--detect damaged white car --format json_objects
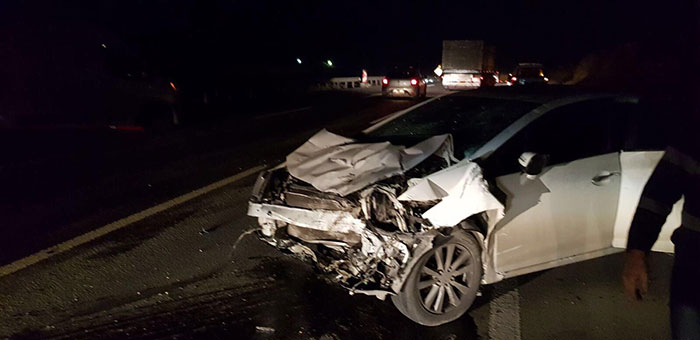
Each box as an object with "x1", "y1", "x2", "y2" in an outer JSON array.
[{"x1": 248, "y1": 90, "x2": 680, "y2": 326}]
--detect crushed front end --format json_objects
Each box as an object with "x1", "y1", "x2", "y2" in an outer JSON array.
[
  {"x1": 246, "y1": 129, "x2": 504, "y2": 299},
  {"x1": 247, "y1": 160, "x2": 445, "y2": 299}
]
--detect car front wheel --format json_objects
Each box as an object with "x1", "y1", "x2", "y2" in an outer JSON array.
[{"x1": 391, "y1": 230, "x2": 482, "y2": 326}]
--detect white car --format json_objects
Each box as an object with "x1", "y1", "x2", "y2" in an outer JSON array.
[
  {"x1": 382, "y1": 69, "x2": 428, "y2": 98},
  {"x1": 247, "y1": 87, "x2": 679, "y2": 326}
]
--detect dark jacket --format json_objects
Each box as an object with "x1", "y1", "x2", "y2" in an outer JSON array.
[{"x1": 627, "y1": 147, "x2": 700, "y2": 253}]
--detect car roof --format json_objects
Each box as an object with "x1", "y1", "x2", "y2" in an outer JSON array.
[
  {"x1": 363, "y1": 85, "x2": 637, "y2": 143},
  {"x1": 458, "y1": 86, "x2": 638, "y2": 160}
]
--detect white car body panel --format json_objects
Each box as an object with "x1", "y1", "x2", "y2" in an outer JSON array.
[
  {"x1": 483, "y1": 150, "x2": 679, "y2": 283},
  {"x1": 493, "y1": 152, "x2": 621, "y2": 275},
  {"x1": 612, "y1": 151, "x2": 681, "y2": 253},
  {"x1": 398, "y1": 159, "x2": 504, "y2": 227},
  {"x1": 492, "y1": 247, "x2": 622, "y2": 282}
]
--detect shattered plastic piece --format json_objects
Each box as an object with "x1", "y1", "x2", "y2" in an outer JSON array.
[
  {"x1": 288, "y1": 244, "x2": 318, "y2": 262},
  {"x1": 248, "y1": 203, "x2": 365, "y2": 234},
  {"x1": 231, "y1": 228, "x2": 261, "y2": 251},
  {"x1": 319, "y1": 333, "x2": 341, "y2": 340},
  {"x1": 399, "y1": 160, "x2": 504, "y2": 227},
  {"x1": 351, "y1": 289, "x2": 393, "y2": 300},
  {"x1": 255, "y1": 326, "x2": 276, "y2": 334},
  {"x1": 359, "y1": 185, "x2": 409, "y2": 232},
  {"x1": 360, "y1": 229, "x2": 385, "y2": 255}
]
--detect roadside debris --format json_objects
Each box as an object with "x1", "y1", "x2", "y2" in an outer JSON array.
[
  {"x1": 255, "y1": 326, "x2": 275, "y2": 334},
  {"x1": 230, "y1": 228, "x2": 261, "y2": 253}
]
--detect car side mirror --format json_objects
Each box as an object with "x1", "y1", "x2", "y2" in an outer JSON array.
[{"x1": 518, "y1": 152, "x2": 549, "y2": 178}]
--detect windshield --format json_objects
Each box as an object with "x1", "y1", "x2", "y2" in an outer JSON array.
[
  {"x1": 517, "y1": 67, "x2": 544, "y2": 77},
  {"x1": 366, "y1": 95, "x2": 539, "y2": 158}
]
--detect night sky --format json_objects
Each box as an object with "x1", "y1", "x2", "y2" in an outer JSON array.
[
  {"x1": 1, "y1": 0, "x2": 693, "y2": 71},
  {"x1": 0, "y1": 0, "x2": 696, "y2": 114}
]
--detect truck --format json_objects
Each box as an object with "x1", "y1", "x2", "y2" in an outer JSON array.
[{"x1": 441, "y1": 40, "x2": 495, "y2": 90}]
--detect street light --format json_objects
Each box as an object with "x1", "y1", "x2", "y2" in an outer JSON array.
[
  {"x1": 296, "y1": 58, "x2": 302, "y2": 64},
  {"x1": 326, "y1": 59, "x2": 333, "y2": 67}
]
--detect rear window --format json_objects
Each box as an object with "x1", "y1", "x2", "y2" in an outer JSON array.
[{"x1": 387, "y1": 70, "x2": 419, "y2": 78}]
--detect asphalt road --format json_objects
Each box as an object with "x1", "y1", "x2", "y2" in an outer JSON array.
[
  {"x1": 0, "y1": 86, "x2": 436, "y2": 265},
  {"x1": 0, "y1": 85, "x2": 674, "y2": 339}
]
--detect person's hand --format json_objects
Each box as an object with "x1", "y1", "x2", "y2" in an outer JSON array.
[{"x1": 622, "y1": 249, "x2": 649, "y2": 300}]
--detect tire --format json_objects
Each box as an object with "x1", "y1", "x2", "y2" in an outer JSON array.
[{"x1": 391, "y1": 229, "x2": 482, "y2": 326}]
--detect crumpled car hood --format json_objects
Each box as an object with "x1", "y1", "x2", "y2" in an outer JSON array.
[
  {"x1": 286, "y1": 129, "x2": 453, "y2": 196},
  {"x1": 285, "y1": 129, "x2": 504, "y2": 229}
]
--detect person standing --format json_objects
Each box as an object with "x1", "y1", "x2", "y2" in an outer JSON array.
[{"x1": 623, "y1": 144, "x2": 700, "y2": 339}]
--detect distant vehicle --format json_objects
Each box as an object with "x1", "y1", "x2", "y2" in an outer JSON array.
[
  {"x1": 479, "y1": 73, "x2": 499, "y2": 87},
  {"x1": 441, "y1": 40, "x2": 495, "y2": 90},
  {"x1": 510, "y1": 63, "x2": 549, "y2": 86},
  {"x1": 497, "y1": 73, "x2": 512, "y2": 84},
  {"x1": 248, "y1": 87, "x2": 673, "y2": 326},
  {"x1": 423, "y1": 76, "x2": 439, "y2": 85},
  {"x1": 382, "y1": 69, "x2": 427, "y2": 98}
]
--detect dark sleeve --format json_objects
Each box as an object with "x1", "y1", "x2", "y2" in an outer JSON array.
[{"x1": 626, "y1": 148, "x2": 687, "y2": 251}]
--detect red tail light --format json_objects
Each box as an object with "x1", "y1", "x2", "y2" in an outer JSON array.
[
  {"x1": 382, "y1": 77, "x2": 389, "y2": 85},
  {"x1": 410, "y1": 78, "x2": 418, "y2": 86}
]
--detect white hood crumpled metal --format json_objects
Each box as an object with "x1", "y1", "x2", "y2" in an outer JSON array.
[
  {"x1": 286, "y1": 129, "x2": 453, "y2": 196},
  {"x1": 398, "y1": 160, "x2": 504, "y2": 227}
]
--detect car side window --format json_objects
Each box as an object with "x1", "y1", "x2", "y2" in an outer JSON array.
[
  {"x1": 484, "y1": 99, "x2": 630, "y2": 177},
  {"x1": 620, "y1": 101, "x2": 666, "y2": 151}
]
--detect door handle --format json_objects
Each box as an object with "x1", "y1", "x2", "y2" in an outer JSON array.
[{"x1": 592, "y1": 171, "x2": 620, "y2": 186}]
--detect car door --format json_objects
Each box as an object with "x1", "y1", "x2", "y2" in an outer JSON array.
[
  {"x1": 611, "y1": 101, "x2": 679, "y2": 253},
  {"x1": 482, "y1": 99, "x2": 628, "y2": 277}
]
